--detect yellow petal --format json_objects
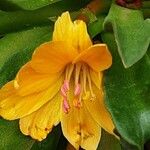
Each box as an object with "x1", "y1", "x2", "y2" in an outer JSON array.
[
  {"x1": 74, "y1": 44, "x2": 112, "y2": 72},
  {"x1": 53, "y1": 12, "x2": 92, "y2": 52},
  {"x1": 73, "y1": 20, "x2": 92, "y2": 52},
  {"x1": 90, "y1": 69, "x2": 103, "y2": 89},
  {"x1": 80, "y1": 107, "x2": 101, "y2": 150},
  {"x1": 61, "y1": 107, "x2": 101, "y2": 150},
  {"x1": 61, "y1": 81, "x2": 101, "y2": 150},
  {"x1": 53, "y1": 12, "x2": 74, "y2": 42},
  {"x1": 0, "y1": 75, "x2": 63, "y2": 120},
  {"x1": 15, "y1": 62, "x2": 62, "y2": 96},
  {"x1": 19, "y1": 93, "x2": 61, "y2": 141},
  {"x1": 84, "y1": 84, "x2": 115, "y2": 135},
  {"x1": 0, "y1": 81, "x2": 15, "y2": 100},
  {"x1": 31, "y1": 41, "x2": 78, "y2": 74}
]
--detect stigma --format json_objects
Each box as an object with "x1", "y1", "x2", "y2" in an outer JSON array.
[{"x1": 60, "y1": 63, "x2": 96, "y2": 114}]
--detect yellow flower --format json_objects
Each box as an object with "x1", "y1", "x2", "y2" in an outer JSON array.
[{"x1": 0, "y1": 12, "x2": 114, "y2": 150}]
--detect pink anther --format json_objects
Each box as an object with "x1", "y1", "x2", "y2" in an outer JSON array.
[
  {"x1": 63, "y1": 98, "x2": 70, "y2": 114},
  {"x1": 61, "y1": 86, "x2": 67, "y2": 97},
  {"x1": 74, "y1": 84, "x2": 81, "y2": 96},
  {"x1": 63, "y1": 80, "x2": 70, "y2": 91}
]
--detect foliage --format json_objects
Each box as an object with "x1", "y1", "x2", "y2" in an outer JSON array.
[{"x1": 0, "y1": 0, "x2": 149, "y2": 149}]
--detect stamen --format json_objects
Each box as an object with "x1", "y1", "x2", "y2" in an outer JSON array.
[
  {"x1": 63, "y1": 80, "x2": 70, "y2": 91},
  {"x1": 83, "y1": 91, "x2": 90, "y2": 100},
  {"x1": 73, "y1": 63, "x2": 82, "y2": 108},
  {"x1": 82, "y1": 65, "x2": 87, "y2": 94},
  {"x1": 74, "y1": 72, "x2": 84, "y2": 108},
  {"x1": 63, "y1": 98, "x2": 70, "y2": 114},
  {"x1": 74, "y1": 83, "x2": 81, "y2": 96},
  {"x1": 61, "y1": 86, "x2": 67, "y2": 97},
  {"x1": 63, "y1": 98, "x2": 70, "y2": 109},
  {"x1": 66, "y1": 64, "x2": 74, "y2": 81},
  {"x1": 75, "y1": 63, "x2": 82, "y2": 85},
  {"x1": 61, "y1": 80, "x2": 70, "y2": 113},
  {"x1": 87, "y1": 69, "x2": 96, "y2": 100}
]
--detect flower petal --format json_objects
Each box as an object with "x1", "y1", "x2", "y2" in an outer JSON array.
[
  {"x1": 0, "y1": 81, "x2": 15, "y2": 100},
  {"x1": 73, "y1": 20, "x2": 92, "y2": 52},
  {"x1": 31, "y1": 41, "x2": 78, "y2": 74},
  {"x1": 61, "y1": 107, "x2": 101, "y2": 150},
  {"x1": 15, "y1": 62, "x2": 62, "y2": 96},
  {"x1": 61, "y1": 81, "x2": 101, "y2": 150},
  {"x1": 80, "y1": 107, "x2": 101, "y2": 150},
  {"x1": 84, "y1": 84, "x2": 115, "y2": 135},
  {"x1": 53, "y1": 12, "x2": 92, "y2": 52},
  {"x1": 19, "y1": 93, "x2": 61, "y2": 141},
  {"x1": 74, "y1": 44, "x2": 112, "y2": 72},
  {"x1": 0, "y1": 75, "x2": 63, "y2": 120},
  {"x1": 53, "y1": 12, "x2": 74, "y2": 42},
  {"x1": 90, "y1": 69, "x2": 103, "y2": 89}
]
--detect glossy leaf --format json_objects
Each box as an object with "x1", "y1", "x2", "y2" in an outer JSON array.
[
  {"x1": 0, "y1": 0, "x2": 61, "y2": 11},
  {"x1": 0, "y1": 119, "x2": 34, "y2": 150},
  {"x1": 102, "y1": 32, "x2": 150, "y2": 149},
  {"x1": 0, "y1": 0, "x2": 60, "y2": 10},
  {"x1": 88, "y1": 16, "x2": 105, "y2": 38},
  {"x1": 0, "y1": 0, "x2": 89, "y2": 35},
  {"x1": 98, "y1": 130, "x2": 121, "y2": 150},
  {"x1": 104, "y1": 4, "x2": 150, "y2": 68}
]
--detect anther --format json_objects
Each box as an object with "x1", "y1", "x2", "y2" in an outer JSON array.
[
  {"x1": 90, "y1": 94, "x2": 96, "y2": 101},
  {"x1": 63, "y1": 98, "x2": 70, "y2": 114},
  {"x1": 73, "y1": 98, "x2": 82, "y2": 108},
  {"x1": 61, "y1": 86, "x2": 67, "y2": 97},
  {"x1": 74, "y1": 83, "x2": 81, "y2": 96},
  {"x1": 64, "y1": 80, "x2": 70, "y2": 91}
]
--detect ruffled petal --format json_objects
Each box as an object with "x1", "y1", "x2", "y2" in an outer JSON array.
[
  {"x1": 84, "y1": 84, "x2": 115, "y2": 135},
  {"x1": 52, "y1": 12, "x2": 92, "y2": 52},
  {"x1": 0, "y1": 75, "x2": 63, "y2": 120},
  {"x1": 31, "y1": 41, "x2": 78, "y2": 74},
  {"x1": 74, "y1": 44, "x2": 112, "y2": 72},
  {"x1": 19, "y1": 93, "x2": 61, "y2": 141},
  {"x1": 15, "y1": 62, "x2": 62, "y2": 96},
  {"x1": 60, "y1": 82, "x2": 101, "y2": 150}
]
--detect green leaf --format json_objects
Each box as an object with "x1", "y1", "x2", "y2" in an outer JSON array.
[
  {"x1": 88, "y1": 16, "x2": 105, "y2": 38},
  {"x1": 142, "y1": 8, "x2": 150, "y2": 19},
  {"x1": 56, "y1": 134, "x2": 68, "y2": 150},
  {"x1": 0, "y1": 0, "x2": 61, "y2": 11},
  {"x1": 104, "y1": 4, "x2": 150, "y2": 68},
  {"x1": 0, "y1": 119, "x2": 34, "y2": 150},
  {"x1": 0, "y1": 26, "x2": 52, "y2": 86},
  {"x1": 102, "y1": 32, "x2": 150, "y2": 149},
  {"x1": 97, "y1": 129, "x2": 121, "y2": 150},
  {"x1": 0, "y1": 0, "x2": 90, "y2": 35}
]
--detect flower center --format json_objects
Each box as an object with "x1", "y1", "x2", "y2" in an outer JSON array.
[{"x1": 61, "y1": 63, "x2": 96, "y2": 113}]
